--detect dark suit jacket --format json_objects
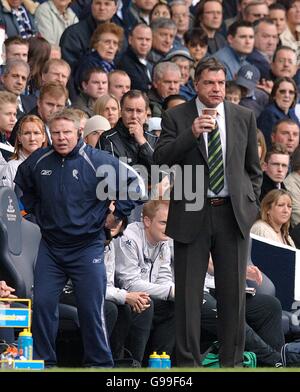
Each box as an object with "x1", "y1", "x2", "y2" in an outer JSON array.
[{"x1": 153, "y1": 99, "x2": 262, "y2": 244}]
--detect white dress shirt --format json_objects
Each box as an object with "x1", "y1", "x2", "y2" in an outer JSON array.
[{"x1": 195, "y1": 97, "x2": 229, "y2": 197}]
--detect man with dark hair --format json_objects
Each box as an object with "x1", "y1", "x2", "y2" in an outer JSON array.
[
  {"x1": 100, "y1": 89, "x2": 157, "y2": 171},
  {"x1": 213, "y1": 20, "x2": 256, "y2": 80},
  {"x1": 72, "y1": 67, "x2": 108, "y2": 117},
  {"x1": 154, "y1": 57, "x2": 262, "y2": 367},
  {"x1": 271, "y1": 118, "x2": 300, "y2": 155},
  {"x1": 260, "y1": 143, "x2": 289, "y2": 200},
  {"x1": 194, "y1": 0, "x2": 227, "y2": 54},
  {"x1": 116, "y1": 23, "x2": 152, "y2": 92}
]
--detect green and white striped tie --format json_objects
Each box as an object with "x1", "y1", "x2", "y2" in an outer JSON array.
[{"x1": 208, "y1": 122, "x2": 224, "y2": 195}]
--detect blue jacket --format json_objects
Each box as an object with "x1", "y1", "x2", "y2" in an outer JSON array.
[
  {"x1": 257, "y1": 102, "x2": 300, "y2": 147},
  {"x1": 14, "y1": 139, "x2": 142, "y2": 247},
  {"x1": 213, "y1": 46, "x2": 250, "y2": 80}
]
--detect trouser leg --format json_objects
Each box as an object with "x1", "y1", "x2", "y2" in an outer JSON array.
[
  {"x1": 126, "y1": 301, "x2": 154, "y2": 363},
  {"x1": 32, "y1": 239, "x2": 67, "y2": 365},
  {"x1": 246, "y1": 294, "x2": 285, "y2": 351},
  {"x1": 211, "y1": 203, "x2": 248, "y2": 367},
  {"x1": 69, "y1": 240, "x2": 113, "y2": 367},
  {"x1": 148, "y1": 300, "x2": 175, "y2": 356}
]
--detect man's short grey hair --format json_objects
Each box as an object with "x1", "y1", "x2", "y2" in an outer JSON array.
[
  {"x1": 253, "y1": 17, "x2": 276, "y2": 33},
  {"x1": 151, "y1": 18, "x2": 177, "y2": 33},
  {"x1": 153, "y1": 61, "x2": 181, "y2": 83},
  {"x1": 169, "y1": 0, "x2": 187, "y2": 8},
  {"x1": 2, "y1": 59, "x2": 30, "y2": 76},
  {"x1": 49, "y1": 108, "x2": 81, "y2": 130}
]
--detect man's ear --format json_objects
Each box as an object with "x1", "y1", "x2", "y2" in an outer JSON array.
[
  {"x1": 262, "y1": 161, "x2": 267, "y2": 172},
  {"x1": 143, "y1": 215, "x2": 151, "y2": 228}
]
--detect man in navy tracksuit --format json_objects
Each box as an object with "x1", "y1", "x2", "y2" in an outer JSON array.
[{"x1": 14, "y1": 108, "x2": 143, "y2": 367}]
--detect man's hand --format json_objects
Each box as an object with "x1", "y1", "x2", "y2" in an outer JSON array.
[
  {"x1": 257, "y1": 79, "x2": 274, "y2": 95},
  {"x1": 0, "y1": 280, "x2": 17, "y2": 298},
  {"x1": 192, "y1": 115, "x2": 215, "y2": 138},
  {"x1": 125, "y1": 292, "x2": 150, "y2": 313},
  {"x1": 128, "y1": 121, "x2": 147, "y2": 145},
  {"x1": 246, "y1": 266, "x2": 263, "y2": 286}
]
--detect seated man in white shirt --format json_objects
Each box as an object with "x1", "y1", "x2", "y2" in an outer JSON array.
[{"x1": 114, "y1": 199, "x2": 175, "y2": 361}]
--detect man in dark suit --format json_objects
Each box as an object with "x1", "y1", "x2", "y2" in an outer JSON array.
[{"x1": 153, "y1": 57, "x2": 262, "y2": 367}]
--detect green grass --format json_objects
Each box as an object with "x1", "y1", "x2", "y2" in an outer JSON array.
[{"x1": 1, "y1": 367, "x2": 300, "y2": 372}]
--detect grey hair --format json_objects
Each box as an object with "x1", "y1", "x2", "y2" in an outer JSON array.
[
  {"x1": 151, "y1": 17, "x2": 177, "y2": 33},
  {"x1": 153, "y1": 61, "x2": 181, "y2": 82},
  {"x1": 2, "y1": 59, "x2": 30, "y2": 76}
]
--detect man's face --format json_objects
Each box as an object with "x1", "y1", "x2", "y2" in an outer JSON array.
[
  {"x1": 239, "y1": 0, "x2": 253, "y2": 18},
  {"x1": 37, "y1": 93, "x2": 66, "y2": 124},
  {"x1": 201, "y1": 1, "x2": 223, "y2": 31},
  {"x1": 129, "y1": 25, "x2": 152, "y2": 58},
  {"x1": 153, "y1": 69, "x2": 181, "y2": 98},
  {"x1": 271, "y1": 49, "x2": 298, "y2": 78},
  {"x1": 2, "y1": 65, "x2": 28, "y2": 96},
  {"x1": 269, "y1": 9, "x2": 287, "y2": 35},
  {"x1": 109, "y1": 73, "x2": 131, "y2": 101},
  {"x1": 194, "y1": 69, "x2": 225, "y2": 107},
  {"x1": 152, "y1": 27, "x2": 176, "y2": 54},
  {"x1": 254, "y1": 23, "x2": 278, "y2": 57},
  {"x1": 226, "y1": 92, "x2": 241, "y2": 105},
  {"x1": 91, "y1": 0, "x2": 117, "y2": 22},
  {"x1": 82, "y1": 72, "x2": 108, "y2": 99},
  {"x1": 51, "y1": 119, "x2": 78, "y2": 157},
  {"x1": 287, "y1": 1, "x2": 300, "y2": 25},
  {"x1": 0, "y1": 103, "x2": 17, "y2": 133},
  {"x1": 6, "y1": 43, "x2": 28, "y2": 62},
  {"x1": 7, "y1": 0, "x2": 22, "y2": 9},
  {"x1": 271, "y1": 123, "x2": 300, "y2": 155},
  {"x1": 264, "y1": 153, "x2": 289, "y2": 183},
  {"x1": 42, "y1": 64, "x2": 70, "y2": 87},
  {"x1": 172, "y1": 4, "x2": 190, "y2": 35},
  {"x1": 227, "y1": 27, "x2": 255, "y2": 55},
  {"x1": 144, "y1": 204, "x2": 169, "y2": 244},
  {"x1": 121, "y1": 96, "x2": 147, "y2": 129},
  {"x1": 135, "y1": 0, "x2": 158, "y2": 12},
  {"x1": 174, "y1": 58, "x2": 191, "y2": 85},
  {"x1": 245, "y1": 4, "x2": 269, "y2": 23}
]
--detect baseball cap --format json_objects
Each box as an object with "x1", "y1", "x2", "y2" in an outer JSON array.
[
  {"x1": 164, "y1": 48, "x2": 194, "y2": 63},
  {"x1": 148, "y1": 117, "x2": 162, "y2": 133},
  {"x1": 235, "y1": 64, "x2": 261, "y2": 92},
  {"x1": 83, "y1": 115, "x2": 111, "y2": 138}
]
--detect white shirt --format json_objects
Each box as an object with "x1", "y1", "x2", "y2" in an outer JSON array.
[{"x1": 195, "y1": 98, "x2": 229, "y2": 197}]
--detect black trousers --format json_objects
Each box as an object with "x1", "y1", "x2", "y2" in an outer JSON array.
[
  {"x1": 106, "y1": 300, "x2": 153, "y2": 363},
  {"x1": 202, "y1": 292, "x2": 284, "y2": 366},
  {"x1": 174, "y1": 202, "x2": 249, "y2": 367}
]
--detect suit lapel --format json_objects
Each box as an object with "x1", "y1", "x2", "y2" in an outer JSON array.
[
  {"x1": 224, "y1": 101, "x2": 235, "y2": 166},
  {"x1": 187, "y1": 99, "x2": 208, "y2": 165}
]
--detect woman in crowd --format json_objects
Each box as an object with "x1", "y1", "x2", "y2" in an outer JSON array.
[
  {"x1": 150, "y1": 1, "x2": 171, "y2": 22},
  {"x1": 251, "y1": 189, "x2": 295, "y2": 247},
  {"x1": 94, "y1": 93, "x2": 121, "y2": 129},
  {"x1": 27, "y1": 36, "x2": 51, "y2": 94},
  {"x1": 284, "y1": 146, "x2": 300, "y2": 229},
  {"x1": 257, "y1": 128, "x2": 267, "y2": 169},
  {"x1": 183, "y1": 28, "x2": 208, "y2": 79},
  {"x1": 0, "y1": 115, "x2": 46, "y2": 189},
  {"x1": 257, "y1": 77, "x2": 300, "y2": 146},
  {"x1": 74, "y1": 23, "x2": 124, "y2": 91}
]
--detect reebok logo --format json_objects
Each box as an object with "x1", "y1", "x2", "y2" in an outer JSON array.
[
  {"x1": 41, "y1": 170, "x2": 52, "y2": 176},
  {"x1": 73, "y1": 169, "x2": 79, "y2": 180}
]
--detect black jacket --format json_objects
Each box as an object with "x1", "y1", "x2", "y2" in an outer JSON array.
[
  {"x1": 99, "y1": 119, "x2": 157, "y2": 172},
  {"x1": 260, "y1": 172, "x2": 286, "y2": 201},
  {"x1": 116, "y1": 46, "x2": 152, "y2": 92}
]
